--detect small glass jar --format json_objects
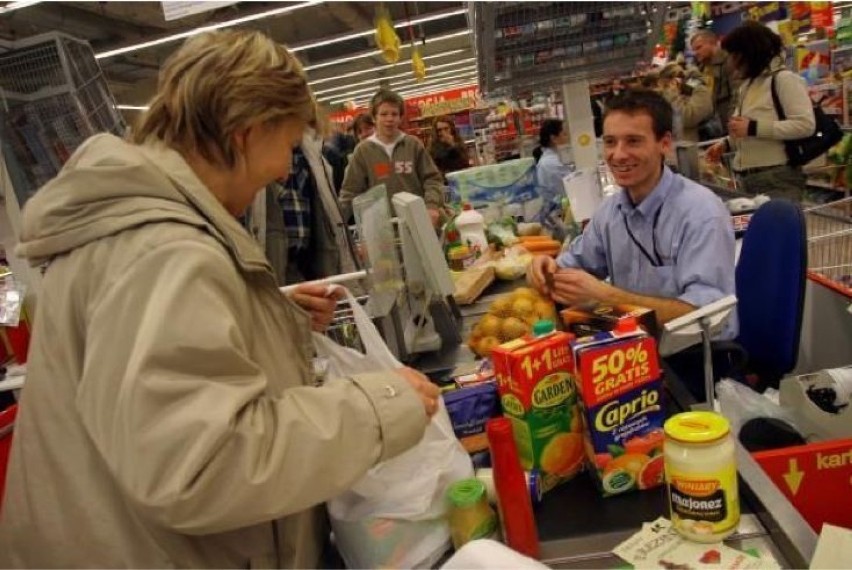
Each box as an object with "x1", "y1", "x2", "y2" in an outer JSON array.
[
  {"x1": 447, "y1": 245, "x2": 474, "y2": 271},
  {"x1": 446, "y1": 478, "x2": 498, "y2": 550},
  {"x1": 664, "y1": 411, "x2": 739, "y2": 543}
]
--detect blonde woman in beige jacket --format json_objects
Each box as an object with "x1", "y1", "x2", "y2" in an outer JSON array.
[
  {"x1": 706, "y1": 21, "x2": 815, "y2": 201},
  {"x1": 0, "y1": 30, "x2": 440, "y2": 569}
]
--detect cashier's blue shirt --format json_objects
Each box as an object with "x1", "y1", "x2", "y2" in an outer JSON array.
[{"x1": 556, "y1": 166, "x2": 738, "y2": 339}]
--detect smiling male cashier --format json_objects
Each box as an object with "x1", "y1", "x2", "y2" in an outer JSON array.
[{"x1": 528, "y1": 89, "x2": 737, "y2": 395}]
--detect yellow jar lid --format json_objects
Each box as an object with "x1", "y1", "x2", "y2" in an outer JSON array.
[{"x1": 664, "y1": 411, "x2": 730, "y2": 444}]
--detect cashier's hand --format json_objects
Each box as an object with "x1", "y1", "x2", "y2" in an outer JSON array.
[
  {"x1": 396, "y1": 367, "x2": 442, "y2": 417},
  {"x1": 727, "y1": 116, "x2": 750, "y2": 139},
  {"x1": 287, "y1": 282, "x2": 345, "y2": 332},
  {"x1": 527, "y1": 254, "x2": 558, "y2": 296},
  {"x1": 550, "y1": 268, "x2": 611, "y2": 306}
]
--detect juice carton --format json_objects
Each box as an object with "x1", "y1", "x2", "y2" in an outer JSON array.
[
  {"x1": 492, "y1": 327, "x2": 584, "y2": 493},
  {"x1": 571, "y1": 322, "x2": 666, "y2": 496},
  {"x1": 560, "y1": 302, "x2": 658, "y2": 339}
]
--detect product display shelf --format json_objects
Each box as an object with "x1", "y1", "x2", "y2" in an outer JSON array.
[
  {"x1": 473, "y1": 2, "x2": 667, "y2": 97},
  {"x1": 0, "y1": 31, "x2": 126, "y2": 207}
]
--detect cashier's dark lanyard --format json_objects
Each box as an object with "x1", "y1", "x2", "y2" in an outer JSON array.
[{"x1": 622, "y1": 206, "x2": 664, "y2": 267}]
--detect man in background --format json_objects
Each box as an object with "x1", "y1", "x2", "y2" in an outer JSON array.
[
  {"x1": 352, "y1": 113, "x2": 375, "y2": 142},
  {"x1": 339, "y1": 89, "x2": 444, "y2": 227},
  {"x1": 690, "y1": 29, "x2": 742, "y2": 139}
]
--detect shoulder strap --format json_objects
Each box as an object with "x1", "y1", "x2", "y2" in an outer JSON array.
[{"x1": 770, "y1": 70, "x2": 786, "y2": 121}]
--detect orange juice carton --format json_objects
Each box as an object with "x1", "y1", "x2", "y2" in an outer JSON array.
[
  {"x1": 561, "y1": 302, "x2": 658, "y2": 339},
  {"x1": 491, "y1": 322, "x2": 584, "y2": 493},
  {"x1": 570, "y1": 320, "x2": 665, "y2": 497}
]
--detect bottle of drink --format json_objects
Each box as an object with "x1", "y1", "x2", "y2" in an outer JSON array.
[
  {"x1": 455, "y1": 203, "x2": 488, "y2": 259},
  {"x1": 486, "y1": 417, "x2": 540, "y2": 559}
]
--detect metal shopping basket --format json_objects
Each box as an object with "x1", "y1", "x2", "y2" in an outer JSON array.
[{"x1": 804, "y1": 197, "x2": 852, "y2": 294}]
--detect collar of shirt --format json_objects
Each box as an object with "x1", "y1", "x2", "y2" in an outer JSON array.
[
  {"x1": 368, "y1": 132, "x2": 406, "y2": 159},
  {"x1": 616, "y1": 165, "x2": 674, "y2": 221}
]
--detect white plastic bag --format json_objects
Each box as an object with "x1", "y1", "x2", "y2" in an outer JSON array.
[
  {"x1": 717, "y1": 379, "x2": 803, "y2": 437},
  {"x1": 314, "y1": 288, "x2": 474, "y2": 569}
]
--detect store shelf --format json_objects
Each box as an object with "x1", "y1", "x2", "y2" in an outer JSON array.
[
  {"x1": 473, "y1": 1, "x2": 666, "y2": 97},
  {"x1": 0, "y1": 32, "x2": 125, "y2": 206}
]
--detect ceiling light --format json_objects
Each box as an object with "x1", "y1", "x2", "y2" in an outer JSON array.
[
  {"x1": 324, "y1": 68, "x2": 479, "y2": 104},
  {"x1": 332, "y1": 72, "x2": 477, "y2": 105},
  {"x1": 308, "y1": 49, "x2": 467, "y2": 87},
  {"x1": 312, "y1": 59, "x2": 477, "y2": 96},
  {"x1": 0, "y1": 0, "x2": 42, "y2": 15},
  {"x1": 116, "y1": 104, "x2": 149, "y2": 111},
  {"x1": 341, "y1": 76, "x2": 478, "y2": 106},
  {"x1": 315, "y1": 60, "x2": 477, "y2": 98},
  {"x1": 96, "y1": 0, "x2": 323, "y2": 60},
  {"x1": 395, "y1": 80, "x2": 478, "y2": 98},
  {"x1": 290, "y1": 7, "x2": 467, "y2": 52},
  {"x1": 303, "y1": 29, "x2": 470, "y2": 72},
  {"x1": 348, "y1": 81, "x2": 478, "y2": 108}
]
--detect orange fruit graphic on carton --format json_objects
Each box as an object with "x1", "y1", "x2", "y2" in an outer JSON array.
[
  {"x1": 492, "y1": 329, "x2": 584, "y2": 493},
  {"x1": 571, "y1": 330, "x2": 665, "y2": 497}
]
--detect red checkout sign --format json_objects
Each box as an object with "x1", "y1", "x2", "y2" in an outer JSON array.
[{"x1": 752, "y1": 438, "x2": 852, "y2": 532}]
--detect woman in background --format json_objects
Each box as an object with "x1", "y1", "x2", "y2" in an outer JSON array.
[
  {"x1": 429, "y1": 115, "x2": 470, "y2": 178},
  {"x1": 706, "y1": 20, "x2": 814, "y2": 200},
  {"x1": 533, "y1": 118, "x2": 571, "y2": 221}
]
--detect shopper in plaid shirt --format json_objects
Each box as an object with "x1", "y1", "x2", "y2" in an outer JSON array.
[
  {"x1": 279, "y1": 146, "x2": 313, "y2": 253},
  {"x1": 265, "y1": 125, "x2": 360, "y2": 284}
]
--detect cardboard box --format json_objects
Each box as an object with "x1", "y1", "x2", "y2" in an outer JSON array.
[
  {"x1": 571, "y1": 328, "x2": 666, "y2": 496},
  {"x1": 442, "y1": 381, "x2": 501, "y2": 454},
  {"x1": 560, "y1": 302, "x2": 658, "y2": 339},
  {"x1": 492, "y1": 330, "x2": 584, "y2": 493}
]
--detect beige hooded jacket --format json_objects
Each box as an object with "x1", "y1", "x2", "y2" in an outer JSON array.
[{"x1": 0, "y1": 134, "x2": 426, "y2": 568}]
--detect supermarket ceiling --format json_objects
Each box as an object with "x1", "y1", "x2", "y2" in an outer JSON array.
[{"x1": 0, "y1": 1, "x2": 473, "y2": 108}]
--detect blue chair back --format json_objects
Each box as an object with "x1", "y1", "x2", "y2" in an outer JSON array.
[{"x1": 735, "y1": 200, "x2": 807, "y2": 386}]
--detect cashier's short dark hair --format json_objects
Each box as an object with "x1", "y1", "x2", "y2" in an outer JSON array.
[{"x1": 604, "y1": 89, "x2": 673, "y2": 140}]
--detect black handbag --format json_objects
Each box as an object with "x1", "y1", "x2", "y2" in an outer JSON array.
[{"x1": 770, "y1": 71, "x2": 843, "y2": 167}]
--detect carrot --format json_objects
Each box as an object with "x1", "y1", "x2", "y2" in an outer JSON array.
[
  {"x1": 521, "y1": 240, "x2": 562, "y2": 252},
  {"x1": 519, "y1": 235, "x2": 553, "y2": 243}
]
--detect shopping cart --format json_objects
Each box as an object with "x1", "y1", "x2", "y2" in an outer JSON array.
[{"x1": 804, "y1": 197, "x2": 852, "y2": 294}]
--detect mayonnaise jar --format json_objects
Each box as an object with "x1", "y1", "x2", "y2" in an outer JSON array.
[{"x1": 664, "y1": 411, "x2": 739, "y2": 542}]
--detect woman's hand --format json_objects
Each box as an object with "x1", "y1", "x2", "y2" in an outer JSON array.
[
  {"x1": 287, "y1": 283, "x2": 344, "y2": 332},
  {"x1": 727, "y1": 116, "x2": 750, "y2": 139},
  {"x1": 704, "y1": 141, "x2": 726, "y2": 163},
  {"x1": 396, "y1": 367, "x2": 441, "y2": 417}
]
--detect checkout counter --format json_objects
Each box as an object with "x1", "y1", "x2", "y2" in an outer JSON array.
[{"x1": 412, "y1": 279, "x2": 819, "y2": 569}]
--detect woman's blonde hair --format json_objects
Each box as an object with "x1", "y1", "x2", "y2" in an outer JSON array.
[{"x1": 132, "y1": 29, "x2": 314, "y2": 167}]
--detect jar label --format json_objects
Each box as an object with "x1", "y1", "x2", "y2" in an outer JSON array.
[{"x1": 667, "y1": 465, "x2": 739, "y2": 539}]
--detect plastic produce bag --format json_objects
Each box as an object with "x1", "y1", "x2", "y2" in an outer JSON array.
[
  {"x1": 314, "y1": 288, "x2": 474, "y2": 569},
  {"x1": 717, "y1": 379, "x2": 805, "y2": 444}
]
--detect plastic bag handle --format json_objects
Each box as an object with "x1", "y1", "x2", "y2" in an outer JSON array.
[{"x1": 338, "y1": 287, "x2": 400, "y2": 366}]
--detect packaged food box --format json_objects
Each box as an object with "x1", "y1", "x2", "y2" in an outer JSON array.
[
  {"x1": 571, "y1": 323, "x2": 666, "y2": 497},
  {"x1": 442, "y1": 381, "x2": 501, "y2": 453},
  {"x1": 492, "y1": 328, "x2": 584, "y2": 493},
  {"x1": 561, "y1": 302, "x2": 658, "y2": 339}
]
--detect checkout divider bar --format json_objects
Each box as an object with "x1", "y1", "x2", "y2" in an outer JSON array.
[
  {"x1": 665, "y1": 363, "x2": 818, "y2": 567},
  {"x1": 735, "y1": 442, "x2": 818, "y2": 568}
]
